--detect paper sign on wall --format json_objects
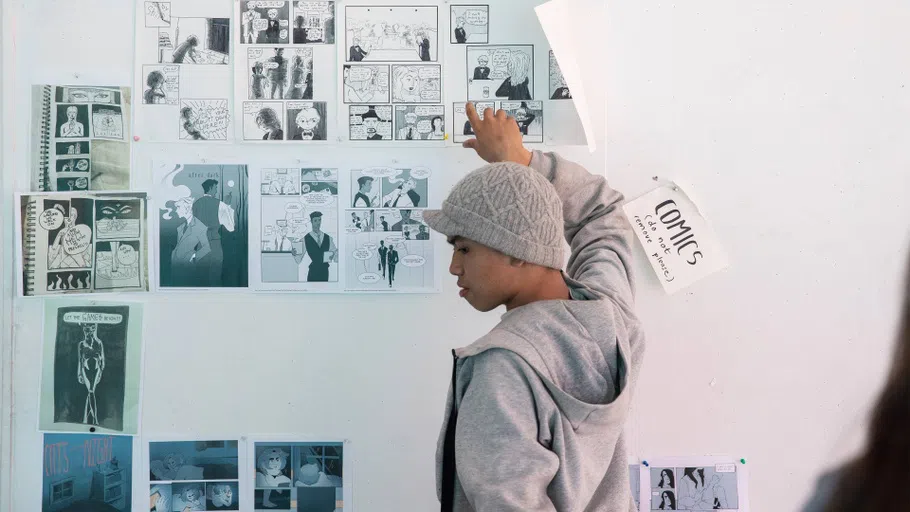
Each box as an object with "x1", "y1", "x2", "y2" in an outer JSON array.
[{"x1": 622, "y1": 183, "x2": 728, "y2": 293}]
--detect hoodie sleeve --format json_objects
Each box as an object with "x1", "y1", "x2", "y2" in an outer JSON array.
[
  {"x1": 455, "y1": 349, "x2": 559, "y2": 512},
  {"x1": 528, "y1": 150, "x2": 635, "y2": 305}
]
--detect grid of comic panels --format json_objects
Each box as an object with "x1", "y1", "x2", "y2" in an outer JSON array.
[
  {"x1": 149, "y1": 440, "x2": 240, "y2": 511},
  {"x1": 254, "y1": 442, "x2": 344, "y2": 511},
  {"x1": 649, "y1": 465, "x2": 739, "y2": 511},
  {"x1": 347, "y1": 167, "x2": 434, "y2": 290}
]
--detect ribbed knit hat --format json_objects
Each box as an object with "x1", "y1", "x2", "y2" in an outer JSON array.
[{"x1": 423, "y1": 162, "x2": 565, "y2": 269}]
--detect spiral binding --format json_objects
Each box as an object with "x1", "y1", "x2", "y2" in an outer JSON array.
[
  {"x1": 23, "y1": 200, "x2": 37, "y2": 295},
  {"x1": 38, "y1": 85, "x2": 52, "y2": 191}
]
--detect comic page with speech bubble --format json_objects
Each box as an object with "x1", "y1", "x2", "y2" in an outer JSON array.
[
  {"x1": 393, "y1": 105, "x2": 445, "y2": 141},
  {"x1": 242, "y1": 101, "x2": 286, "y2": 140},
  {"x1": 450, "y1": 4, "x2": 489, "y2": 44},
  {"x1": 500, "y1": 100, "x2": 544, "y2": 143},
  {"x1": 348, "y1": 105, "x2": 393, "y2": 140},
  {"x1": 344, "y1": 5, "x2": 439, "y2": 63},
  {"x1": 451, "y1": 101, "x2": 493, "y2": 143},
  {"x1": 466, "y1": 45, "x2": 534, "y2": 101},
  {"x1": 342, "y1": 64, "x2": 390, "y2": 104},
  {"x1": 548, "y1": 49, "x2": 572, "y2": 100},
  {"x1": 153, "y1": 163, "x2": 249, "y2": 289},
  {"x1": 17, "y1": 192, "x2": 149, "y2": 296},
  {"x1": 134, "y1": 0, "x2": 232, "y2": 142},
  {"x1": 292, "y1": 1, "x2": 336, "y2": 43},
  {"x1": 391, "y1": 64, "x2": 441, "y2": 103},
  {"x1": 239, "y1": 1, "x2": 336, "y2": 45},
  {"x1": 38, "y1": 301, "x2": 144, "y2": 436}
]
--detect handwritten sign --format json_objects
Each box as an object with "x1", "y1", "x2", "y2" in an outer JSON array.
[{"x1": 622, "y1": 183, "x2": 728, "y2": 294}]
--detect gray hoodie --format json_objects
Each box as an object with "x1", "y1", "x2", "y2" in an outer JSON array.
[{"x1": 436, "y1": 151, "x2": 644, "y2": 511}]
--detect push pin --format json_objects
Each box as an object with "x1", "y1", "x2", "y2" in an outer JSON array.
[
  {"x1": 133, "y1": 135, "x2": 140, "y2": 142},
  {"x1": 740, "y1": 458, "x2": 747, "y2": 464},
  {"x1": 444, "y1": 133, "x2": 449, "y2": 140},
  {"x1": 642, "y1": 460, "x2": 649, "y2": 467}
]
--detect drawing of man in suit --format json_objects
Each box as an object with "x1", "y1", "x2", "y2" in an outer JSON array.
[
  {"x1": 454, "y1": 17, "x2": 467, "y2": 43},
  {"x1": 361, "y1": 107, "x2": 384, "y2": 140},
  {"x1": 387, "y1": 245, "x2": 399, "y2": 287},
  {"x1": 349, "y1": 38, "x2": 369, "y2": 61},
  {"x1": 170, "y1": 196, "x2": 211, "y2": 286},
  {"x1": 378, "y1": 240, "x2": 388, "y2": 277},
  {"x1": 242, "y1": 2, "x2": 262, "y2": 43},
  {"x1": 303, "y1": 211, "x2": 337, "y2": 282},
  {"x1": 192, "y1": 179, "x2": 236, "y2": 286},
  {"x1": 472, "y1": 55, "x2": 490, "y2": 80}
]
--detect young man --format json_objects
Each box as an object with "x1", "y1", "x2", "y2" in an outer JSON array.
[{"x1": 423, "y1": 103, "x2": 643, "y2": 511}]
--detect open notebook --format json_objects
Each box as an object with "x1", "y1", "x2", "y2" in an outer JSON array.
[
  {"x1": 31, "y1": 85, "x2": 132, "y2": 191},
  {"x1": 18, "y1": 192, "x2": 149, "y2": 296}
]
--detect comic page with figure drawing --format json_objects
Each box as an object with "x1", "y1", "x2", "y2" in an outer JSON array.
[
  {"x1": 147, "y1": 439, "x2": 240, "y2": 511},
  {"x1": 249, "y1": 439, "x2": 349, "y2": 511},
  {"x1": 153, "y1": 163, "x2": 249, "y2": 289},
  {"x1": 134, "y1": 0, "x2": 233, "y2": 142},
  {"x1": 450, "y1": 4, "x2": 488, "y2": 44},
  {"x1": 255, "y1": 166, "x2": 342, "y2": 291},
  {"x1": 39, "y1": 301, "x2": 143, "y2": 436},
  {"x1": 639, "y1": 458, "x2": 748, "y2": 512},
  {"x1": 43, "y1": 433, "x2": 134, "y2": 512},
  {"x1": 18, "y1": 192, "x2": 149, "y2": 296}
]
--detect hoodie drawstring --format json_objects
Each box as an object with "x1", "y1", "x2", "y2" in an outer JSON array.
[{"x1": 440, "y1": 349, "x2": 458, "y2": 511}]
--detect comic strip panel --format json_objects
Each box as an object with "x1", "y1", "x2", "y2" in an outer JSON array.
[
  {"x1": 451, "y1": 101, "x2": 493, "y2": 143},
  {"x1": 261, "y1": 168, "x2": 302, "y2": 195},
  {"x1": 158, "y1": 17, "x2": 231, "y2": 64},
  {"x1": 466, "y1": 45, "x2": 534, "y2": 101},
  {"x1": 56, "y1": 177, "x2": 89, "y2": 192},
  {"x1": 55, "y1": 140, "x2": 90, "y2": 157},
  {"x1": 145, "y1": 1, "x2": 172, "y2": 27},
  {"x1": 156, "y1": 164, "x2": 249, "y2": 288},
  {"x1": 286, "y1": 101, "x2": 327, "y2": 140},
  {"x1": 94, "y1": 241, "x2": 141, "y2": 290},
  {"x1": 91, "y1": 104, "x2": 124, "y2": 140},
  {"x1": 95, "y1": 198, "x2": 142, "y2": 240},
  {"x1": 391, "y1": 64, "x2": 441, "y2": 103},
  {"x1": 292, "y1": 1, "x2": 336, "y2": 44},
  {"x1": 45, "y1": 198, "x2": 94, "y2": 271},
  {"x1": 46, "y1": 270, "x2": 92, "y2": 292},
  {"x1": 248, "y1": 47, "x2": 313, "y2": 100},
  {"x1": 253, "y1": 442, "x2": 344, "y2": 509},
  {"x1": 649, "y1": 466, "x2": 739, "y2": 511},
  {"x1": 342, "y1": 64, "x2": 390, "y2": 104},
  {"x1": 56, "y1": 157, "x2": 91, "y2": 176},
  {"x1": 56, "y1": 104, "x2": 90, "y2": 139},
  {"x1": 451, "y1": 5, "x2": 488, "y2": 44},
  {"x1": 349, "y1": 105, "x2": 392, "y2": 141},
  {"x1": 261, "y1": 197, "x2": 339, "y2": 284},
  {"x1": 242, "y1": 101, "x2": 286, "y2": 140},
  {"x1": 379, "y1": 167, "x2": 430, "y2": 207},
  {"x1": 345, "y1": 5, "x2": 439, "y2": 62},
  {"x1": 142, "y1": 64, "x2": 179, "y2": 105},
  {"x1": 347, "y1": 227, "x2": 434, "y2": 289},
  {"x1": 393, "y1": 105, "x2": 445, "y2": 141},
  {"x1": 239, "y1": 1, "x2": 291, "y2": 44},
  {"x1": 350, "y1": 169, "x2": 382, "y2": 208},
  {"x1": 149, "y1": 440, "x2": 240, "y2": 482},
  {"x1": 43, "y1": 434, "x2": 133, "y2": 511},
  {"x1": 179, "y1": 99, "x2": 230, "y2": 140},
  {"x1": 500, "y1": 101, "x2": 543, "y2": 143},
  {"x1": 55, "y1": 86, "x2": 122, "y2": 105},
  {"x1": 549, "y1": 50, "x2": 572, "y2": 100},
  {"x1": 206, "y1": 482, "x2": 240, "y2": 510}
]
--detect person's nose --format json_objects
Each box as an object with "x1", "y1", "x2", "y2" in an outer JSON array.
[{"x1": 449, "y1": 253, "x2": 463, "y2": 277}]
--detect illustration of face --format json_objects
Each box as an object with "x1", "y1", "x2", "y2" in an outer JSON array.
[
  {"x1": 247, "y1": 1, "x2": 255, "y2": 11},
  {"x1": 81, "y1": 323, "x2": 97, "y2": 337},
  {"x1": 297, "y1": 109, "x2": 320, "y2": 131},
  {"x1": 363, "y1": 117, "x2": 379, "y2": 134},
  {"x1": 400, "y1": 209, "x2": 412, "y2": 222},
  {"x1": 478, "y1": 55, "x2": 488, "y2": 66},
  {"x1": 65, "y1": 208, "x2": 78, "y2": 227},
  {"x1": 457, "y1": 17, "x2": 465, "y2": 28},
  {"x1": 213, "y1": 485, "x2": 232, "y2": 506},
  {"x1": 165, "y1": 455, "x2": 181, "y2": 473},
  {"x1": 268, "y1": 9, "x2": 278, "y2": 19},
  {"x1": 515, "y1": 108, "x2": 528, "y2": 121},
  {"x1": 360, "y1": 178, "x2": 373, "y2": 193},
  {"x1": 311, "y1": 216, "x2": 322, "y2": 231},
  {"x1": 402, "y1": 178, "x2": 416, "y2": 191},
  {"x1": 402, "y1": 71, "x2": 418, "y2": 92},
  {"x1": 66, "y1": 106, "x2": 78, "y2": 121},
  {"x1": 183, "y1": 488, "x2": 200, "y2": 505},
  {"x1": 275, "y1": 48, "x2": 284, "y2": 57}
]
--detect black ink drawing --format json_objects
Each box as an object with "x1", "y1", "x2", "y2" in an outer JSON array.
[
  {"x1": 500, "y1": 100, "x2": 544, "y2": 143},
  {"x1": 549, "y1": 50, "x2": 571, "y2": 99},
  {"x1": 349, "y1": 104, "x2": 392, "y2": 140},
  {"x1": 248, "y1": 47, "x2": 313, "y2": 99},
  {"x1": 381, "y1": 169, "x2": 429, "y2": 207},
  {"x1": 158, "y1": 164, "x2": 249, "y2": 288},
  {"x1": 46, "y1": 270, "x2": 92, "y2": 292},
  {"x1": 452, "y1": 101, "x2": 493, "y2": 142},
  {"x1": 57, "y1": 104, "x2": 88, "y2": 138},
  {"x1": 55, "y1": 141, "x2": 90, "y2": 156},
  {"x1": 657, "y1": 468, "x2": 676, "y2": 489},
  {"x1": 159, "y1": 18, "x2": 230, "y2": 64},
  {"x1": 91, "y1": 104, "x2": 124, "y2": 140},
  {"x1": 253, "y1": 442, "x2": 344, "y2": 510},
  {"x1": 393, "y1": 104, "x2": 445, "y2": 140},
  {"x1": 347, "y1": 224, "x2": 433, "y2": 289},
  {"x1": 650, "y1": 466, "x2": 739, "y2": 511},
  {"x1": 53, "y1": 306, "x2": 129, "y2": 431},
  {"x1": 261, "y1": 170, "x2": 339, "y2": 283},
  {"x1": 658, "y1": 490, "x2": 677, "y2": 510},
  {"x1": 94, "y1": 241, "x2": 141, "y2": 290},
  {"x1": 450, "y1": 5, "x2": 488, "y2": 44},
  {"x1": 56, "y1": 177, "x2": 89, "y2": 191},
  {"x1": 45, "y1": 198, "x2": 94, "y2": 271},
  {"x1": 240, "y1": 1, "x2": 290, "y2": 45},
  {"x1": 292, "y1": 1, "x2": 336, "y2": 43},
  {"x1": 343, "y1": 64, "x2": 390, "y2": 104},
  {"x1": 466, "y1": 45, "x2": 534, "y2": 101},
  {"x1": 56, "y1": 157, "x2": 91, "y2": 175},
  {"x1": 179, "y1": 99, "x2": 230, "y2": 140},
  {"x1": 242, "y1": 101, "x2": 285, "y2": 140},
  {"x1": 43, "y1": 433, "x2": 133, "y2": 512},
  {"x1": 351, "y1": 170, "x2": 380, "y2": 208},
  {"x1": 391, "y1": 64, "x2": 441, "y2": 103},
  {"x1": 145, "y1": 1, "x2": 171, "y2": 27},
  {"x1": 95, "y1": 199, "x2": 141, "y2": 240},
  {"x1": 261, "y1": 168, "x2": 301, "y2": 195},
  {"x1": 149, "y1": 440, "x2": 240, "y2": 481},
  {"x1": 143, "y1": 65, "x2": 179, "y2": 105},
  {"x1": 287, "y1": 101, "x2": 327, "y2": 140},
  {"x1": 172, "y1": 483, "x2": 205, "y2": 510},
  {"x1": 56, "y1": 86, "x2": 121, "y2": 104},
  {"x1": 207, "y1": 482, "x2": 239, "y2": 510},
  {"x1": 345, "y1": 5, "x2": 438, "y2": 62}
]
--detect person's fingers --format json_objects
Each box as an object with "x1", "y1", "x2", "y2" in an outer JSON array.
[
  {"x1": 482, "y1": 107, "x2": 496, "y2": 126},
  {"x1": 465, "y1": 102, "x2": 482, "y2": 131},
  {"x1": 462, "y1": 138, "x2": 478, "y2": 150},
  {"x1": 494, "y1": 108, "x2": 509, "y2": 121}
]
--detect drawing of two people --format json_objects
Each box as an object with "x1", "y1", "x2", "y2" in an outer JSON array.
[{"x1": 170, "y1": 179, "x2": 236, "y2": 286}]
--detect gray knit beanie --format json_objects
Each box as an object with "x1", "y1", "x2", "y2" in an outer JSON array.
[{"x1": 422, "y1": 162, "x2": 565, "y2": 269}]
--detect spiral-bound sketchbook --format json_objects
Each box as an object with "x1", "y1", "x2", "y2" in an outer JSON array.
[
  {"x1": 30, "y1": 85, "x2": 132, "y2": 192},
  {"x1": 18, "y1": 192, "x2": 149, "y2": 296}
]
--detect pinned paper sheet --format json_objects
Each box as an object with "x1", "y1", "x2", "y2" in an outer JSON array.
[
  {"x1": 623, "y1": 183, "x2": 728, "y2": 293},
  {"x1": 637, "y1": 456, "x2": 750, "y2": 511}
]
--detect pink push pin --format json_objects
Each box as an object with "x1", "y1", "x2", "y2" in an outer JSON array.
[{"x1": 133, "y1": 135, "x2": 140, "y2": 142}]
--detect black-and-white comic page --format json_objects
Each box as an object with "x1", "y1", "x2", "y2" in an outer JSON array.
[
  {"x1": 234, "y1": 1, "x2": 338, "y2": 142},
  {"x1": 135, "y1": 0, "x2": 233, "y2": 142},
  {"x1": 444, "y1": 2, "x2": 587, "y2": 146},
  {"x1": 339, "y1": 4, "x2": 446, "y2": 144}
]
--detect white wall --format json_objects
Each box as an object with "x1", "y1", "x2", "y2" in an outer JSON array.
[{"x1": 3, "y1": 0, "x2": 909, "y2": 511}]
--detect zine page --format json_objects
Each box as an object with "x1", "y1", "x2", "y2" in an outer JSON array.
[
  {"x1": 30, "y1": 85, "x2": 132, "y2": 192},
  {"x1": 148, "y1": 439, "x2": 241, "y2": 511},
  {"x1": 38, "y1": 300, "x2": 143, "y2": 436},
  {"x1": 249, "y1": 439, "x2": 350, "y2": 511},
  {"x1": 153, "y1": 163, "x2": 250, "y2": 289},
  {"x1": 234, "y1": 1, "x2": 337, "y2": 142},
  {"x1": 622, "y1": 183, "x2": 729, "y2": 294},
  {"x1": 18, "y1": 192, "x2": 149, "y2": 297},
  {"x1": 43, "y1": 433, "x2": 134, "y2": 512},
  {"x1": 341, "y1": 5, "x2": 446, "y2": 142},
  {"x1": 135, "y1": 0, "x2": 233, "y2": 142},
  {"x1": 639, "y1": 457, "x2": 749, "y2": 511},
  {"x1": 254, "y1": 166, "x2": 341, "y2": 291}
]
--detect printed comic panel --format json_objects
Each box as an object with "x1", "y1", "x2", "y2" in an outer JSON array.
[
  {"x1": 159, "y1": 18, "x2": 231, "y2": 64},
  {"x1": 390, "y1": 64, "x2": 441, "y2": 103},
  {"x1": 466, "y1": 45, "x2": 534, "y2": 101},
  {"x1": 450, "y1": 4, "x2": 488, "y2": 44},
  {"x1": 292, "y1": 1, "x2": 336, "y2": 44},
  {"x1": 349, "y1": 104, "x2": 392, "y2": 141},
  {"x1": 286, "y1": 101, "x2": 327, "y2": 141},
  {"x1": 345, "y1": 5, "x2": 439, "y2": 62},
  {"x1": 500, "y1": 100, "x2": 543, "y2": 143},
  {"x1": 342, "y1": 64, "x2": 390, "y2": 104},
  {"x1": 179, "y1": 99, "x2": 230, "y2": 141},
  {"x1": 248, "y1": 47, "x2": 313, "y2": 100},
  {"x1": 242, "y1": 101, "x2": 286, "y2": 141},
  {"x1": 548, "y1": 50, "x2": 572, "y2": 100},
  {"x1": 239, "y1": 1, "x2": 291, "y2": 44},
  {"x1": 451, "y1": 101, "x2": 493, "y2": 143},
  {"x1": 145, "y1": 1, "x2": 172, "y2": 27},
  {"x1": 142, "y1": 64, "x2": 179, "y2": 105},
  {"x1": 393, "y1": 104, "x2": 444, "y2": 141}
]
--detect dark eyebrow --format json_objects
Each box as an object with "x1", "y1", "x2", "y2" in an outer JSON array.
[{"x1": 447, "y1": 236, "x2": 462, "y2": 246}]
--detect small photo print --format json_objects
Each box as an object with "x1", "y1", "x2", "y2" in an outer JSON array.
[
  {"x1": 142, "y1": 64, "x2": 179, "y2": 105},
  {"x1": 451, "y1": 4, "x2": 489, "y2": 44},
  {"x1": 56, "y1": 157, "x2": 91, "y2": 175},
  {"x1": 391, "y1": 64, "x2": 441, "y2": 103},
  {"x1": 286, "y1": 101, "x2": 327, "y2": 141},
  {"x1": 179, "y1": 99, "x2": 230, "y2": 140},
  {"x1": 451, "y1": 101, "x2": 493, "y2": 143},
  {"x1": 91, "y1": 104, "x2": 124, "y2": 140},
  {"x1": 393, "y1": 105, "x2": 445, "y2": 141},
  {"x1": 145, "y1": 1, "x2": 171, "y2": 27},
  {"x1": 56, "y1": 104, "x2": 90, "y2": 138},
  {"x1": 292, "y1": 1, "x2": 336, "y2": 44},
  {"x1": 349, "y1": 105, "x2": 392, "y2": 141},
  {"x1": 240, "y1": 0, "x2": 291, "y2": 44},
  {"x1": 252, "y1": 441, "x2": 345, "y2": 511},
  {"x1": 43, "y1": 434, "x2": 133, "y2": 511},
  {"x1": 243, "y1": 101, "x2": 286, "y2": 140},
  {"x1": 500, "y1": 100, "x2": 543, "y2": 143}
]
